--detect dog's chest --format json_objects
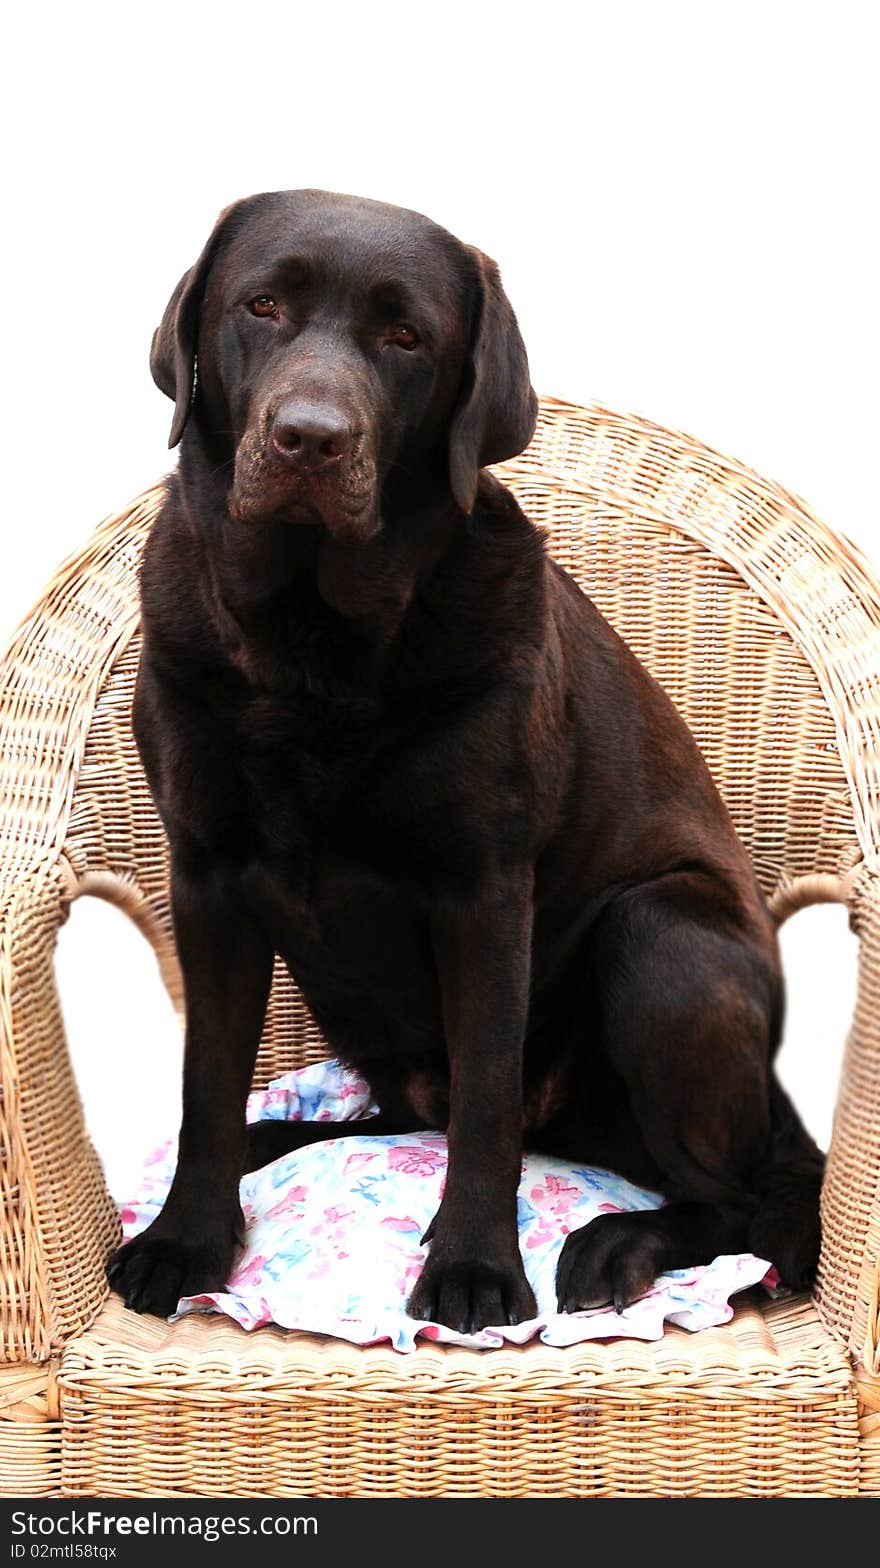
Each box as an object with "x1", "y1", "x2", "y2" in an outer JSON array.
[
  {"x1": 233, "y1": 702, "x2": 444, "y2": 1009},
  {"x1": 232, "y1": 688, "x2": 482, "y2": 915}
]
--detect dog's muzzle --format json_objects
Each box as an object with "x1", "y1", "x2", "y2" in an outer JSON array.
[{"x1": 230, "y1": 399, "x2": 380, "y2": 544}]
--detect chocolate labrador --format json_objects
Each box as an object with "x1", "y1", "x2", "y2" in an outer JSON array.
[{"x1": 107, "y1": 189, "x2": 824, "y2": 1331}]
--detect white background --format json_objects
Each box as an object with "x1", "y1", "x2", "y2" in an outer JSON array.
[{"x1": 2, "y1": 1, "x2": 876, "y2": 1200}]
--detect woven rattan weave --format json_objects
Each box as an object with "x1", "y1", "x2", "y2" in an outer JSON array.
[{"x1": 1, "y1": 398, "x2": 878, "y2": 1495}]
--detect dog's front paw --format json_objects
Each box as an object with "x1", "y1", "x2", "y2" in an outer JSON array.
[
  {"x1": 107, "y1": 1221, "x2": 240, "y2": 1317},
  {"x1": 408, "y1": 1253, "x2": 536, "y2": 1334}
]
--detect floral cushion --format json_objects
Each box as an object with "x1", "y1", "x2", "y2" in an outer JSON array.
[{"x1": 121, "y1": 1060, "x2": 773, "y2": 1352}]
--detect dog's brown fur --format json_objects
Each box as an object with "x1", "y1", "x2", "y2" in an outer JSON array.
[{"x1": 107, "y1": 191, "x2": 823, "y2": 1331}]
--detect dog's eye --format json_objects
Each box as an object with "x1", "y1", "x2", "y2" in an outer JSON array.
[
  {"x1": 248, "y1": 294, "x2": 279, "y2": 319},
  {"x1": 386, "y1": 323, "x2": 419, "y2": 350}
]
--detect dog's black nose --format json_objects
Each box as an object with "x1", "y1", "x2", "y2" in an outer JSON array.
[{"x1": 271, "y1": 404, "x2": 352, "y2": 469}]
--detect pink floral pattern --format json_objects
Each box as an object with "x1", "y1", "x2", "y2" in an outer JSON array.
[{"x1": 121, "y1": 1060, "x2": 773, "y2": 1352}]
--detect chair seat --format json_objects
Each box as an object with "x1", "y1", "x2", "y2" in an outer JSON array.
[
  {"x1": 0, "y1": 1364, "x2": 60, "y2": 1498},
  {"x1": 57, "y1": 1292, "x2": 859, "y2": 1496}
]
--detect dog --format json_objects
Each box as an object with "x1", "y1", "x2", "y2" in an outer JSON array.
[{"x1": 107, "y1": 189, "x2": 824, "y2": 1332}]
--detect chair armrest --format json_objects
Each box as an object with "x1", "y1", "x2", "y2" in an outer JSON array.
[
  {"x1": 0, "y1": 863, "x2": 119, "y2": 1362},
  {"x1": 0, "y1": 485, "x2": 165, "y2": 1363},
  {"x1": 820, "y1": 865, "x2": 880, "y2": 1370}
]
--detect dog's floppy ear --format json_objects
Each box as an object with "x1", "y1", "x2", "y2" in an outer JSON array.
[
  {"x1": 447, "y1": 248, "x2": 538, "y2": 514},
  {"x1": 150, "y1": 201, "x2": 242, "y2": 448}
]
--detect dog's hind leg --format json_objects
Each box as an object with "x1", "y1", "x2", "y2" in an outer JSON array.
[
  {"x1": 556, "y1": 872, "x2": 823, "y2": 1314},
  {"x1": 747, "y1": 1075, "x2": 824, "y2": 1289},
  {"x1": 243, "y1": 1110, "x2": 430, "y2": 1172}
]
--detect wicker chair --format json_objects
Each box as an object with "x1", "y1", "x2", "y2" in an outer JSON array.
[{"x1": 1, "y1": 397, "x2": 878, "y2": 1498}]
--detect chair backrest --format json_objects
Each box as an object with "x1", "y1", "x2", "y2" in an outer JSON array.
[{"x1": 62, "y1": 399, "x2": 866, "y2": 1086}]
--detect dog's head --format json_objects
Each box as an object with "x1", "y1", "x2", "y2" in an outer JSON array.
[{"x1": 150, "y1": 190, "x2": 537, "y2": 543}]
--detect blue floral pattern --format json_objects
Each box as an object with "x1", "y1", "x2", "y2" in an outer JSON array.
[{"x1": 120, "y1": 1061, "x2": 773, "y2": 1352}]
